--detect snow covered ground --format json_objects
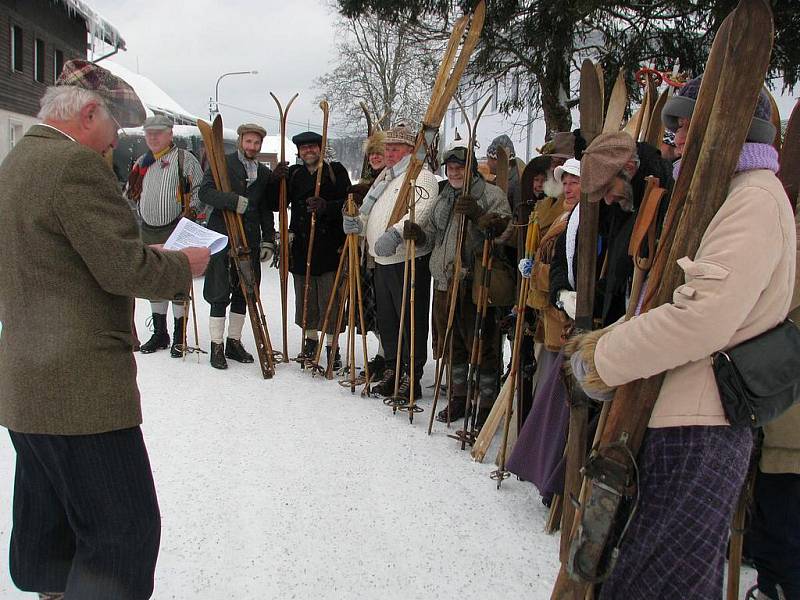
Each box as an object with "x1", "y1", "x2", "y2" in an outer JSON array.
[{"x1": 0, "y1": 268, "x2": 757, "y2": 598}]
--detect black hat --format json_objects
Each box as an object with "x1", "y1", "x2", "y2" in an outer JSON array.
[{"x1": 292, "y1": 131, "x2": 323, "y2": 147}]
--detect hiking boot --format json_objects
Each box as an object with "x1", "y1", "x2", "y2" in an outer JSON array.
[
  {"x1": 296, "y1": 337, "x2": 318, "y2": 362},
  {"x1": 475, "y1": 405, "x2": 492, "y2": 430},
  {"x1": 370, "y1": 368, "x2": 396, "y2": 397},
  {"x1": 38, "y1": 594, "x2": 65, "y2": 600},
  {"x1": 360, "y1": 354, "x2": 386, "y2": 380},
  {"x1": 210, "y1": 341, "x2": 228, "y2": 370},
  {"x1": 225, "y1": 337, "x2": 254, "y2": 363},
  {"x1": 139, "y1": 313, "x2": 169, "y2": 354},
  {"x1": 436, "y1": 395, "x2": 467, "y2": 423},
  {"x1": 170, "y1": 317, "x2": 186, "y2": 358},
  {"x1": 326, "y1": 345, "x2": 342, "y2": 370},
  {"x1": 397, "y1": 374, "x2": 422, "y2": 402}
]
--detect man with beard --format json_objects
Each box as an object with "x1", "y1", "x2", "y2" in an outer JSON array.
[
  {"x1": 200, "y1": 123, "x2": 279, "y2": 370},
  {"x1": 342, "y1": 122, "x2": 439, "y2": 400},
  {"x1": 421, "y1": 143, "x2": 510, "y2": 425},
  {"x1": 284, "y1": 131, "x2": 351, "y2": 366},
  {"x1": 125, "y1": 115, "x2": 204, "y2": 357}
]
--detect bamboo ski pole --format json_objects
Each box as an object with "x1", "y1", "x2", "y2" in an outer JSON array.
[
  {"x1": 350, "y1": 215, "x2": 372, "y2": 394},
  {"x1": 300, "y1": 100, "x2": 329, "y2": 368},
  {"x1": 385, "y1": 225, "x2": 411, "y2": 412},
  {"x1": 325, "y1": 274, "x2": 349, "y2": 380},
  {"x1": 347, "y1": 199, "x2": 358, "y2": 394},
  {"x1": 269, "y1": 92, "x2": 298, "y2": 363},
  {"x1": 397, "y1": 183, "x2": 423, "y2": 423},
  {"x1": 310, "y1": 245, "x2": 348, "y2": 372},
  {"x1": 492, "y1": 217, "x2": 538, "y2": 484}
]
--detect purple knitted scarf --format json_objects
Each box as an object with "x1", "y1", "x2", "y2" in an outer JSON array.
[{"x1": 672, "y1": 142, "x2": 779, "y2": 180}]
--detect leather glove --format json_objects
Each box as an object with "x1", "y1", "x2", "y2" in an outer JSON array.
[
  {"x1": 342, "y1": 214, "x2": 363, "y2": 235},
  {"x1": 403, "y1": 221, "x2": 426, "y2": 245},
  {"x1": 306, "y1": 195, "x2": 327, "y2": 213},
  {"x1": 570, "y1": 351, "x2": 614, "y2": 402},
  {"x1": 557, "y1": 290, "x2": 577, "y2": 319},
  {"x1": 260, "y1": 241, "x2": 275, "y2": 263},
  {"x1": 373, "y1": 229, "x2": 403, "y2": 257},
  {"x1": 347, "y1": 182, "x2": 372, "y2": 206},
  {"x1": 272, "y1": 161, "x2": 289, "y2": 181},
  {"x1": 236, "y1": 196, "x2": 249, "y2": 214},
  {"x1": 518, "y1": 258, "x2": 533, "y2": 279},
  {"x1": 476, "y1": 212, "x2": 508, "y2": 237},
  {"x1": 453, "y1": 194, "x2": 484, "y2": 221}
]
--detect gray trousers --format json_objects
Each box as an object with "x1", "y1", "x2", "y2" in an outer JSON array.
[{"x1": 293, "y1": 271, "x2": 340, "y2": 334}]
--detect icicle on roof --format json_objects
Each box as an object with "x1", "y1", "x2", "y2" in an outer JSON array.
[{"x1": 53, "y1": 0, "x2": 126, "y2": 51}]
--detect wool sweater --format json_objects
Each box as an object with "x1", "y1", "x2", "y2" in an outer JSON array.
[{"x1": 361, "y1": 166, "x2": 439, "y2": 266}]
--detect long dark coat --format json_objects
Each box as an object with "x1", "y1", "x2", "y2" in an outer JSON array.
[
  {"x1": 284, "y1": 161, "x2": 350, "y2": 276},
  {"x1": 199, "y1": 152, "x2": 277, "y2": 304}
]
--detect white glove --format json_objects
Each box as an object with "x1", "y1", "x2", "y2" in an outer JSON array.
[
  {"x1": 260, "y1": 241, "x2": 275, "y2": 263},
  {"x1": 558, "y1": 290, "x2": 577, "y2": 319},
  {"x1": 236, "y1": 196, "x2": 249, "y2": 214}
]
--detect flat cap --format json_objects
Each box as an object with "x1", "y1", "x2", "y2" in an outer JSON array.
[
  {"x1": 143, "y1": 114, "x2": 173, "y2": 130},
  {"x1": 292, "y1": 131, "x2": 322, "y2": 146},
  {"x1": 56, "y1": 59, "x2": 146, "y2": 128},
  {"x1": 580, "y1": 132, "x2": 636, "y2": 201},
  {"x1": 237, "y1": 123, "x2": 267, "y2": 138}
]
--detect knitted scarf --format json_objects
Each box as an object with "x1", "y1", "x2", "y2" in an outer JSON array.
[
  {"x1": 566, "y1": 204, "x2": 580, "y2": 289},
  {"x1": 672, "y1": 142, "x2": 779, "y2": 180},
  {"x1": 359, "y1": 154, "x2": 412, "y2": 217}
]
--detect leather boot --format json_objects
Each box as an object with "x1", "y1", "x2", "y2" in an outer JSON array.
[
  {"x1": 326, "y1": 345, "x2": 342, "y2": 370},
  {"x1": 210, "y1": 341, "x2": 228, "y2": 369},
  {"x1": 170, "y1": 317, "x2": 186, "y2": 358},
  {"x1": 139, "y1": 313, "x2": 169, "y2": 353},
  {"x1": 436, "y1": 395, "x2": 467, "y2": 422},
  {"x1": 296, "y1": 337, "x2": 318, "y2": 362},
  {"x1": 225, "y1": 337, "x2": 254, "y2": 363},
  {"x1": 370, "y1": 368, "x2": 396, "y2": 397}
]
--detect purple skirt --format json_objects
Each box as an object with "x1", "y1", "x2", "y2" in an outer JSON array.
[
  {"x1": 598, "y1": 425, "x2": 753, "y2": 600},
  {"x1": 507, "y1": 349, "x2": 569, "y2": 499}
]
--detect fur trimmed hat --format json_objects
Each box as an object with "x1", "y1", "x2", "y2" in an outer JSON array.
[
  {"x1": 662, "y1": 75, "x2": 775, "y2": 143},
  {"x1": 363, "y1": 130, "x2": 385, "y2": 156},
  {"x1": 580, "y1": 132, "x2": 637, "y2": 201}
]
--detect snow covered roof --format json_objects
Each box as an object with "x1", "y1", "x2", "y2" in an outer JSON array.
[
  {"x1": 104, "y1": 61, "x2": 200, "y2": 125},
  {"x1": 53, "y1": 0, "x2": 126, "y2": 50}
]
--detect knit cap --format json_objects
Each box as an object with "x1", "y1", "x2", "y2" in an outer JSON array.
[{"x1": 661, "y1": 75, "x2": 775, "y2": 143}]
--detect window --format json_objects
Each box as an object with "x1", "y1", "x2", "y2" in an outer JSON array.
[
  {"x1": 9, "y1": 120, "x2": 24, "y2": 152},
  {"x1": 35, "y1": 38, "x2": 45, "y2": 82},
  {"x1": 53, "y1": 49, "x2": 64, "y2": 81},
  {"x1": 11, "y1": 25, "x2": 23, "y2": 72}
]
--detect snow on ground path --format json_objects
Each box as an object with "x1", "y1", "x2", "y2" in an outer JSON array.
[{"x1": 0, "y1": 268, "x2": 758, "y2": 598}]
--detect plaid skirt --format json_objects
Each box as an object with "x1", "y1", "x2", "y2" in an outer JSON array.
[{"x1": 598, "y1": 425, "x2": 753, "y2": 600}]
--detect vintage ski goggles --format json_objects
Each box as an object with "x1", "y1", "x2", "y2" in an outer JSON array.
[{"x1": 442, "y1": 146, "x2": 469, "y2": 165}]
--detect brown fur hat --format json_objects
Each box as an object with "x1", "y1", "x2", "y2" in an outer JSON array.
[{"x1": 363, "y1": 130, "x2": 385, "y2": 156}]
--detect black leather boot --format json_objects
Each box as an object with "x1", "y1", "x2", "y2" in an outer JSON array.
[
  {"x1": 170, "y1": 317, "x2": 186, "y2": 358},
  {"x1": 436, "y1": 395, "x2": 467, "y2": 422},
  {"x1": 225, "y1": 337, "x2": 254, "y2": 363},
  {"x1": 139, "y1": 313, "x2": 169, "y2": 354},
  {"x1": 326, "y1": 345, "x2": 342, "y2": 370},
  {"x1": 210, "y1": 341, "x2": 228, "y2": 369},
  {"x1": 296, "y1": 337, "x2": 318, "y2": 362}
]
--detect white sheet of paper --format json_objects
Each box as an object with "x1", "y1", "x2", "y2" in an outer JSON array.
[{"x1": 163, "y1": 218, "x2": 228, "y2": 255}]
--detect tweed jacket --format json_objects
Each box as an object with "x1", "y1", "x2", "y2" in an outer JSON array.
[
  {"x1": 0, "y1": 125, "x2": 191, "y2": 435},
  {"x1": 594, "y1": 169, "x2": 796, "y2": 428}
]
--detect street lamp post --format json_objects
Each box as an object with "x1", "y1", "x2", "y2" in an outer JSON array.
[{"x1": 211, "y1": 70, "x2": 258, "y2": 120}]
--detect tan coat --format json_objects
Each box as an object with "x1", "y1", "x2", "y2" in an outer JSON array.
[
  {"x1": 0, "y1": 125, "x2": 191, "y2": 435},
  {"x1": 760, "y1": 209, "x2": 800, "y2": 474},
  {"x1": 594, "y1": 169, "x2": 796, "y2": 428}
]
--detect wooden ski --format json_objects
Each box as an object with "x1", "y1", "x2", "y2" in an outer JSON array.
[
  {"x1": 386, "y1": 1, "x2": 485, "y2": 227},
  {"x1": 602, "y1": 70, "x2": 627, "y2": 135},
  {"x1": 558, "y1": 58, "x2": 604, "y2": 566},
  {"x1": 197, "y1": 115, "x2": 276, "y2": 379},
  {"x1": 269, "y1": 92, "x2": 299, "y2": 363},
  {"x1": 359, "y1": 101, "x2": 373, "y2": 180},
  {"x1": 550, "y1": 1, "x2": 774, "y2": 596},
  {"x1": 778, "y1": 99, "x2": 800, "y2": 212}
]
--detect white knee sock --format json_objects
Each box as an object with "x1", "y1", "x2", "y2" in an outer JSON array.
[
  {"x1": 209, "y1": 317, "x2": 226, "y2": 344},
  {"x1": 228, "y1": 312, "x2": 246, "y2": 340}
]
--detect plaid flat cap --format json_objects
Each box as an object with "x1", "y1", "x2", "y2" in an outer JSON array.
[{"x1": 56, "y1": 59, "x2": 146, "y2": 128}]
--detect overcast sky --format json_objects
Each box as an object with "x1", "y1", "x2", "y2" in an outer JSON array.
[
  {"x1": 88, "y1": 0, "x2": 797, "y2": 147},
  {"x1": 89, "y1": 0, "x2": 347, "y2": 139}
]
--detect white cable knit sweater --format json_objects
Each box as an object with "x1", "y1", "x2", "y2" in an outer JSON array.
[{"x1": 361, "y1": 167, "x2": 439, "y2": 266}]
